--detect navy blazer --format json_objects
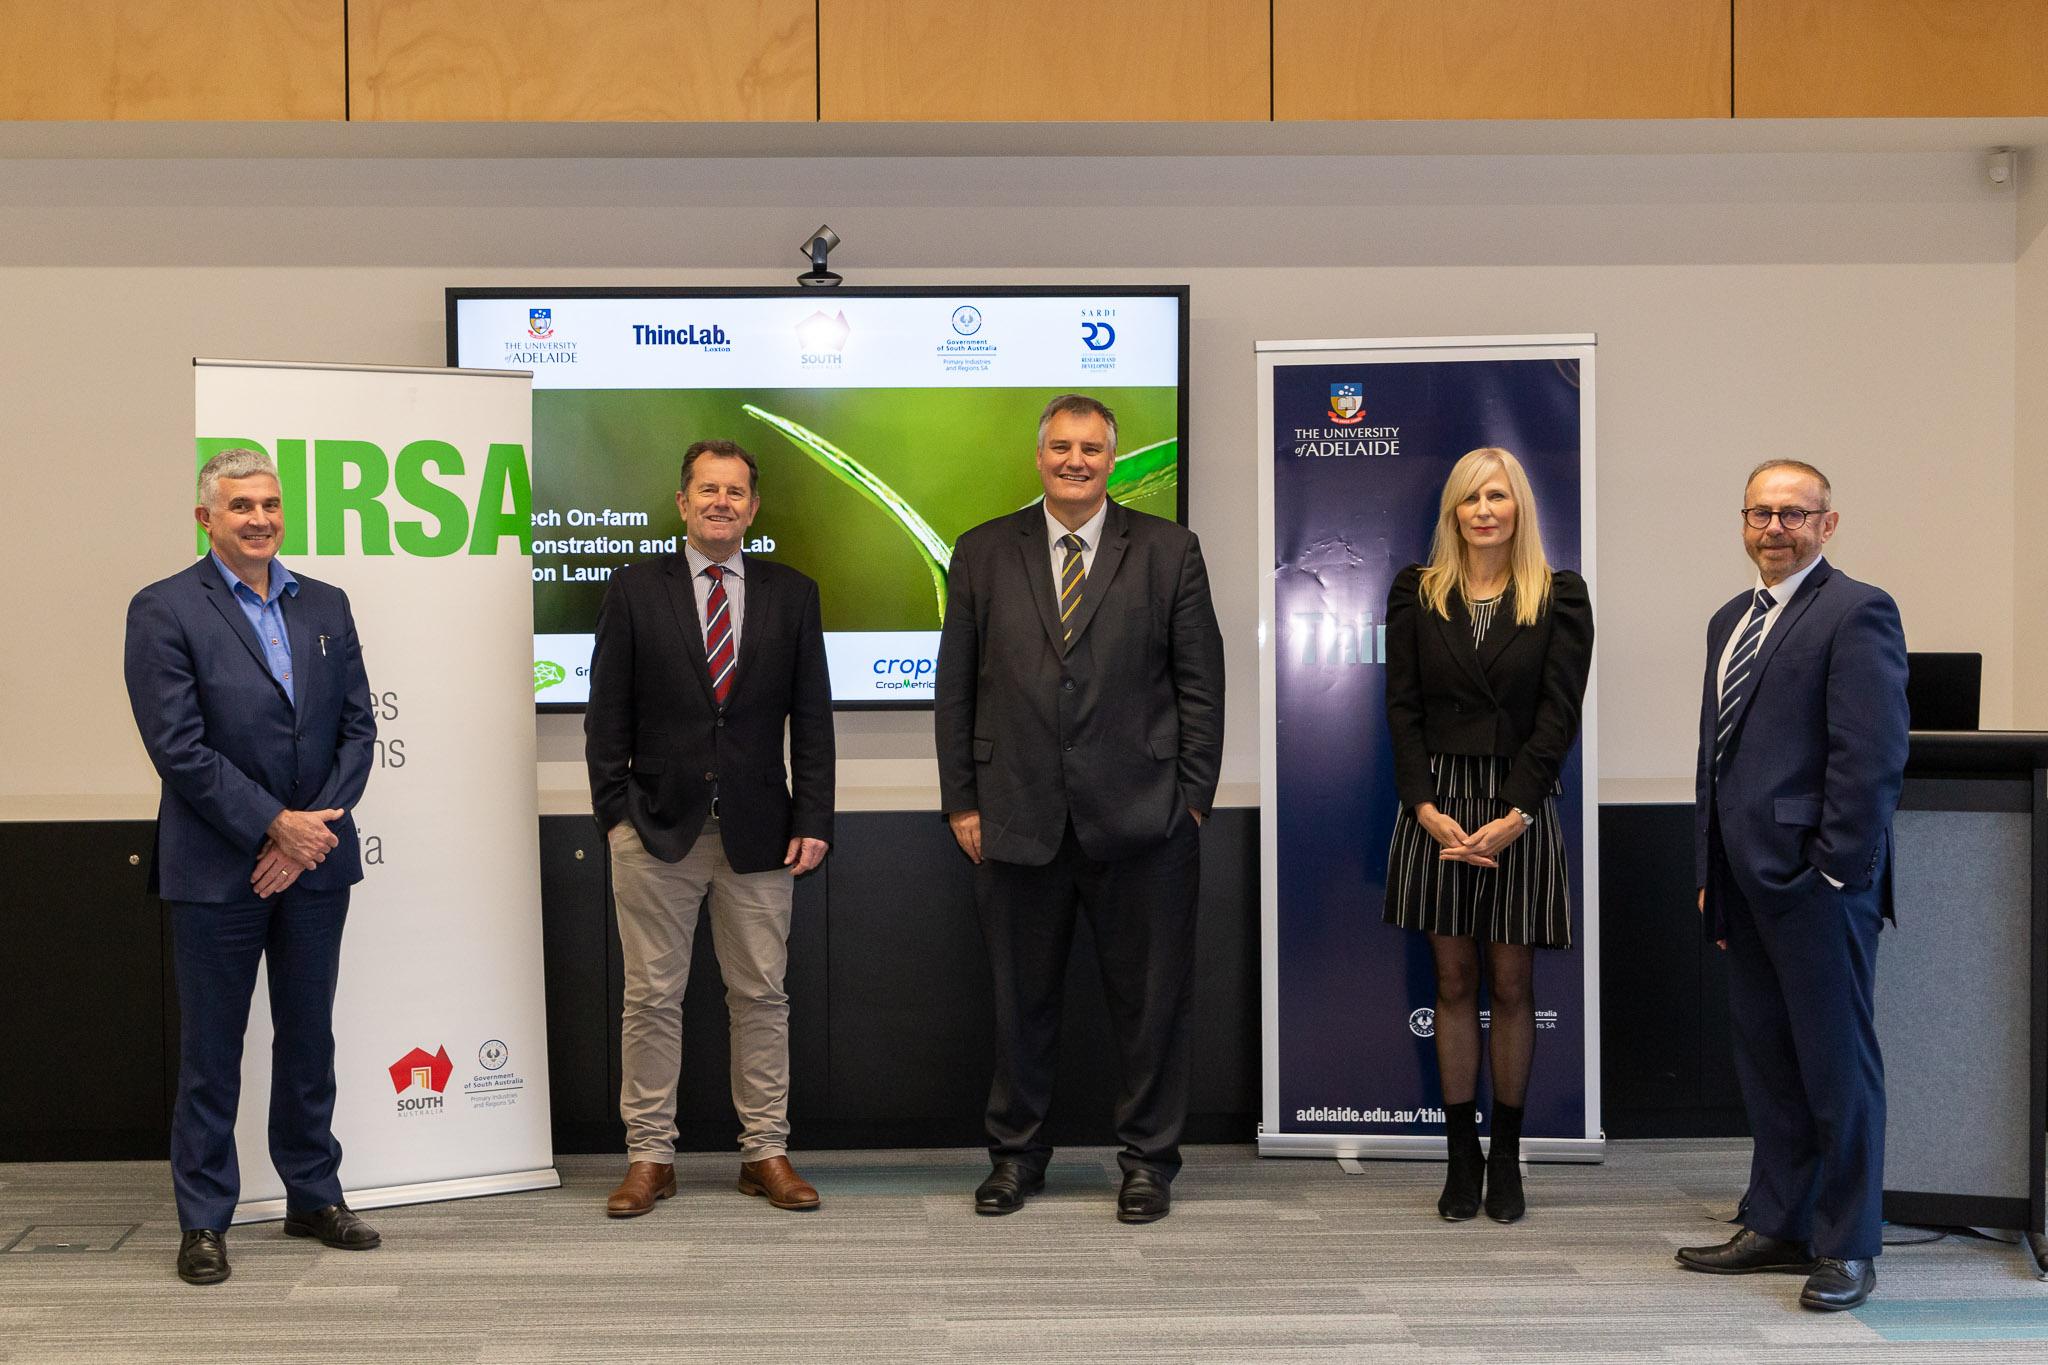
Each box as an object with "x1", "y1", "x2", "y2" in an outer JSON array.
[
  {"x1": 1693, "y1": 557, "x2": 1908, "y2": 939},
  {"x1": 124, "y1": 557, "x2": 375, "y2": 903}
]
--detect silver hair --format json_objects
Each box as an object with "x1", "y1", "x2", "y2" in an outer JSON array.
[
  {"x1": 1746, "y1": 458, "x2": 1832, "y2": 507},
  {"x1": 1036, "y1": 393, "x2": 1118, "y2": 457},
  {"x1": 197, "y1": 447, "x2": 280, "y2": 508}
]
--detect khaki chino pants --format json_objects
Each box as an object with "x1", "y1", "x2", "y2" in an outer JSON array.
[{"x1": 609, "y1": 820, "x2": 795, "y2": 1163}]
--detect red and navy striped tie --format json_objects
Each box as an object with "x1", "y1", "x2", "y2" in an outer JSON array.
[{"x1": 704, "y1": 564, "x2": 736, "y2": 705}]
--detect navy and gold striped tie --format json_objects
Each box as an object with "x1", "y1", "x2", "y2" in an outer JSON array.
[{"x1": 1058, "y1": 533, "x2": 1087, "y2": 645}]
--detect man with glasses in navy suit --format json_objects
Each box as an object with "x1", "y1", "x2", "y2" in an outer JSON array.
[{"x1": 1675, "y1": 460, "x2": 1909, "y2": 1312}]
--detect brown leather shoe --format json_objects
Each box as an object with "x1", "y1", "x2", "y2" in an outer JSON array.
[
  {"x1": 606, "y1": 1160, "x2": 677, "y2": 1218},
  {"x1": 738, "y1": 1155, "x2": 820, "y2": 1211}
]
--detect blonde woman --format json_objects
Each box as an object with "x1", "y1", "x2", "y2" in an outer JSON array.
[{"x1": 1383, "y1": 447, "x2": 1592, "y2": 1224}]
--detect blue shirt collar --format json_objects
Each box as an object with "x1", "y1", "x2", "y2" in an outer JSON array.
[{"x1": 208, "y1": 550, "x2": 298, "y2": 603}]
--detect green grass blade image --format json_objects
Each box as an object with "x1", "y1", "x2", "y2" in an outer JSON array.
[
  {"x1": 1108, "y1": 438, "x2": 1177, "y2": 504},
  {"x1": 744, "y1": 403, "x2": 953, "y2": 622}
]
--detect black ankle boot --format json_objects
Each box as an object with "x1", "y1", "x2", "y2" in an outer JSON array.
[
  {"x1": 1438, "y1": 1101, "x2": 1484, "y2": 1221},
  {"x1": 1485, "y1": 1102, "x2": 1526, "y2": 1223}
]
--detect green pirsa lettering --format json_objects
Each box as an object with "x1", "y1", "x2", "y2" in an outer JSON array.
[
  {"x1": 315, "y1": 440, "x2": 392, "y2": 555},
  {"x1": 470, "y1": 442, "x2": 532, "y2": 555},
  {"x1": 194, "y1": 435, "x2": 531, "y2": 557},
  {"x1": 394, "y1": 440, "x2": 469, "y2": 556}
]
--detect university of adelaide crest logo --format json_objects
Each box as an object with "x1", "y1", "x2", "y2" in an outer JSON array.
[
  {"x1": 1328, "y1": 383, "x2": 1364, "y2": 425},
  {"x1": 528, "y1": 308, "x2": 554, "y2": 340}
]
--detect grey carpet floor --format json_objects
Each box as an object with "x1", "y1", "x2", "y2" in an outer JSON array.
[{"x1": 3, "y1": 1140, "x2": 2045, "y2": 1363}]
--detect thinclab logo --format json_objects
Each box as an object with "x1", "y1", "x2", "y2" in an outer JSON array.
[
  {"x1": 633, "y1": 322, "x2": 730, "y2": 350},
  {"x1": 390, "y1": 1045, "x2": 453, "y2": 1113},
  {"x1": 535, "y1": 660, "x2": 566, "y2": 693}
]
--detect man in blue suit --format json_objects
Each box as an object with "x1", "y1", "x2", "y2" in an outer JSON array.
[
  {"x1": 124, "y1": 447, "x2": 382, "y2": 1285},
  {"x1": 1675, "y1": 460, "x2": 1908, "y2": 1311}
]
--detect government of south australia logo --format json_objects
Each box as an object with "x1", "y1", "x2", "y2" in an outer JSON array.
[
  {"x1": 479, "y1": 1040, "x2": 509, "y2": 1072},
  {"x1": 1408, "y1": 1007, "x2": 1436, "y2": 1038},
  {"x1": 1329, "y1": 383, "x2": 1364, "y2": 424},
  {"x1": 390, "y1": 1045, "x2": 453, "y2": 1112},
  {"x1": 528, "y1": 308, "x2": 554, "y2": 339},
  {"x1": 951, "y1": 305, "x2": 982, "y2": 336}
]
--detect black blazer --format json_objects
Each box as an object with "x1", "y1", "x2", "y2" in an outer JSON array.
[
  {"x1": 935, "y1": 500, "x2": 1225, "y2": 866},
  {"x1": 1384, "y1": 563, "x2": 1593, "y2": 816},
  {"x1": 584, "y1": 551, "x2": 834, "y2": 874}
]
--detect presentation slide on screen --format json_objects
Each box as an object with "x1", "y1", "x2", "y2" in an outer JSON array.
[{"x1": 453, "y1": 292, "x2": 1184, "y2": 706}]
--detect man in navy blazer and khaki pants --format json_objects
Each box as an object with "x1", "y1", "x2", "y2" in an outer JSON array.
[
  {"x1": 1677, "y1": 459, "x2": 1909, "y2": 1311},
  {"x1": 124, "y1": 447, "x2": 380, "y2": 1286}
]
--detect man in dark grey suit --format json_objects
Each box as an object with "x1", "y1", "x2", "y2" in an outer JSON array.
[{"x1": 935, "y1": 393, "x2": 1225, "y2": 1223}]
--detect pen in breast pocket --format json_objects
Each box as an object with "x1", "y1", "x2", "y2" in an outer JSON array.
[{"x1": 319, "y1": 634, "x2": 329, "y2": 656}]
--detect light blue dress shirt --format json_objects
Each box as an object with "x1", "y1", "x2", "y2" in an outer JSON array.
[{"x1": 209, "y1": 551, "x2": 299, "y2": 706}]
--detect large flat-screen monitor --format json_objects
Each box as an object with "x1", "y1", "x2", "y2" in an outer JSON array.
[{"x1": 448, "y1": 286, "x2": 1189, "y2": 709}]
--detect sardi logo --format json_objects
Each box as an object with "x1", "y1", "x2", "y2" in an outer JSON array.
[
  {"x1": 1292, "y1": 381, "x2": 1401, "y2": 459},
  {"x1": 797, "y1": 310, "x2": 850, "y2": 367},
  {"x1": 390, "y1": 1045, "x2": 453, "y2": 1113},
  {"x1": 535, "y1": 660, "x2": 566, "y2": 693},
  {"x1": 527, "y1": 307, "x2": 554, "y2": 340}
]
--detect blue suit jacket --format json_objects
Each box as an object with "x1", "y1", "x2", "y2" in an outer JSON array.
[
  {"x1": 124, "y1": 557, "x2": 376, "y2": 903},
  {"x1": 1693, "y1": 557, "x2": 1909, "y2": 940}
]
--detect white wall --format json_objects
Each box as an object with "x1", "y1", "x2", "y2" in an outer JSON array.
[{"x1": 0, "y1": 149, "x2": 2020, "y2": 815}]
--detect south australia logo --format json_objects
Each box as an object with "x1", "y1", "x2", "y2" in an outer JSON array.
[{"x1": 390, "y1": 1045, "x2": 453, "y2": 1113}]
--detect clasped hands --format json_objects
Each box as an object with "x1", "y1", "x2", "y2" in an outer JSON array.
[
  {"x1": 1415, "y1": 802, "x2": 1524, "y2": 868},
  {"x1": 250, "y1": 807, "x2": 345, "y2": 899}
]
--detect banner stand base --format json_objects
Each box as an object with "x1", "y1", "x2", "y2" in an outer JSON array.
[
  {"x1": 1260, "y1": 1134, "x2": 1605, "y2": 1165},
  {"x1": 231, "y1": 1166, "x2": 562, "y2": 1224}
]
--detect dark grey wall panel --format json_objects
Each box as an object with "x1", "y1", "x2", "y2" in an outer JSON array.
[{"x1": 0, "y1": 821, "x2": 167, "y2": 1159}]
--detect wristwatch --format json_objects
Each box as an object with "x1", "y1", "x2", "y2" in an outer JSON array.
[{"x1": 1510, "y1": 806, "x2": 1535, "y2": 829}]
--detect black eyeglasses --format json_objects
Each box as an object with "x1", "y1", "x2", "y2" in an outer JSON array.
[{"x1": 1741, "y1": 506, "x2": 1826, "y2": 530}]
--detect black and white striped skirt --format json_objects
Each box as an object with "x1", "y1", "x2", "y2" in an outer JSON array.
[{"x1": 1383, "y1": 752, "x2": 1572, "y2": 949}]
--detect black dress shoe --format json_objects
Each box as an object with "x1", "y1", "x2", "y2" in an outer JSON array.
[
  {"x1": 283, "y1": 1202, "x2": 382, "y2": 1249},
  {"x1": 974, "y1": 1161, "x2": 1045, "y2": 1215},
  {"x1": 1438, "y1": 1144, "x2": 1484, "y2": 1222},
  {"x1": 1800, "y1": 1257, "x2": 1875, "y2": 1311},
  {"x1": 1116, "y1": 1169, "x2": 1172, "y2": 1224},
  {"x1": 1674, "y1": 1227, "x2": 1816, "y2": 1274},
  {"x1": 176, "y1": 1229, "x2": 230, "y2": 1285}
]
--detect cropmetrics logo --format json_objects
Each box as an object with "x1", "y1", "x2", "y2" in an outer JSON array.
[
  {"x1": 535, "y1": 660, "x2": 566, "y2": 692},
  {"x1": 527, "y1": 308, "x2": 554, "y2": 339},
  {"x1": 390, "y1": 1045, "x2": 453, "y2": 1112},
  {"x1": 950, "y1": 305, "x2": 982, "y2": 336},
  {"x1": 1407, "y1": 1007, "x2": 1435, "y2": 1038},
  {"x1": 1082, "y1": 321, "x2": 1116, "y2": 351},
  {"x1": 1328, "y1": 383, "x2": 1364, "y2": 425}
]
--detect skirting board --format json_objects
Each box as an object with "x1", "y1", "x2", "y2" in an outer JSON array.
[
  {"x1": 230, "y1": 1167, "x2": 563, "y2": 1224},
  {"x1": 1258, "y1": 1133, "x2": 1606, "y2": 1164}
]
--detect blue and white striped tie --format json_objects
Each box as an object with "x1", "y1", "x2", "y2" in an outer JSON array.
[{"x1": 1713, "y1": 588, "x2": 1777, "y2": 772}]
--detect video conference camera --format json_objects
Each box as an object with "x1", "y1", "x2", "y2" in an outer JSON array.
[{"x1": 798, "y1": 224, "x2": 843, "y2": 288}]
